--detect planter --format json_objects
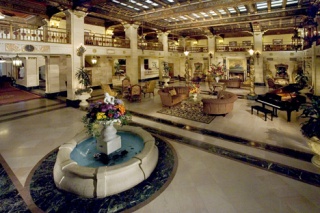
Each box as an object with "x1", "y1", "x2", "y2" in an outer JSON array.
[
  {"x1": 163, "y1": 76, "x2": 171, "y2": 87},
  {"x1": 306, "y1": 136, "x2": 320, "y2": 168},
  {"x1": 76, "y1": 88, "x2": 93, "y2": 108}
]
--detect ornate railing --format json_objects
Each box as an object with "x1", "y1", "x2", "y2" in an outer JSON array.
[
  {"x1": 216, "y1": 44, "x2": 254, "y2": 52},
  {"x1": 84, "y1": 33, "x2": 130, "y2": 48},
  {"x1": 263, "y1": 43, "x2": 296, "y2": 51},
  {"x1": 0, "y1": 22, "x2": 70, "y2": 43},
  {"x1": 138, "y1": 41, "x2": 163, "y2": 51},
  {"x1": 168, "y1": 45, "x2": 208, "y2": 53}
]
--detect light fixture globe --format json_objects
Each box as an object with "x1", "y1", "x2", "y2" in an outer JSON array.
[{"x1": 12, "y1": 54, "x2": 22, "y2": 67}]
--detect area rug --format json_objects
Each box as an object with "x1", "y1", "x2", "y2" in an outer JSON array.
[
  {"x1": 0, "y1": 86, "x2": 41, "y2": 105},
  {"x1": 0, "y1": 163, "x2": 30, "y2": 213},
  {"x1": 29, "y1": 135, "x2": 177, "y2": 213},
  {"x1": 157, "y1": 101, "x2": 216, "y2": 124}
]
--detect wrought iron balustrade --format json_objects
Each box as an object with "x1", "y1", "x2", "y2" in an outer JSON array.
[
  {"x1": 168, "y1": 45, "x2": 208, "y2": 53},
  {"x1": 138, "y1": 41, "x2": 163, "y2": 51},
  {"x1": 0, "y1": 22, "x2": 70, "y2": 44},
  {"x1": 216, "y1": 44, "x2": 253, "y2": 52},
  {"x1": 84, "y1": 34, "x2": 130, "y2": 48}
]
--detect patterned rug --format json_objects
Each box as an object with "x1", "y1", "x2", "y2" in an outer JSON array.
[
  {"x1": 30, "y1": 135, "x2": 177, "y2": 213},
  {"x1": 157, "y1": 101, "x2": 216, "y2": 124},
  {"x1": 0, "y1": 86, "x2": 41, "y2": 105}
]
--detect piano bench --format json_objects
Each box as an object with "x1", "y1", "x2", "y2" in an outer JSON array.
[{"x1": 251, "y1": 105, "x2": 273, "y2": 121}]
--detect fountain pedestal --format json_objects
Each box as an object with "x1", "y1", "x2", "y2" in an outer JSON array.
[{"x1": 97, "y1": 123, "x2": 121, "y2": 155}]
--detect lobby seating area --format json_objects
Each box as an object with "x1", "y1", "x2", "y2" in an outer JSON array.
[
  {"x1": 202, "y1": 91, "x2": 238, "y2": 115},
  {"x1": 157, "y1": 86, "x2": 190, "y2": 107},
  {"x1": 1, "y1": 80, "x2": 320, "y2": 212}
]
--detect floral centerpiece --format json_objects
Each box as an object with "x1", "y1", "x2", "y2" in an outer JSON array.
[
  {"x1": 82, "y1": 97, "x2": 131, "y2": 137},
  {"x1": 208, "y1": 62, "x2": 225, "y2": 82},
  {"x1": 189, "y1": 83, "x2": 200, "y2": 94}
]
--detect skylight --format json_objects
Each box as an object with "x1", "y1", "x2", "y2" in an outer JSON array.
[
  {"x1": 218, "y1": 9, "x2": 226, "y2": 15},
  {"x1": 271, "y1": 0, "x2": 282, "y2": 7},
  {"x1": 193, "y1": 13, "x2": 200, "y2": 18},
  {"x1": 227, "y1": 7, "x2": 236, "y2": 13},
  {"x1": 238, "y1": 5, "x2": 247, "y2": 12},
  {"x1": 286, "y1": 0, "x2": 298, "y2": 5},
  {"x1": 200, "y1": 12, "x2": 209, "y2": 17},
  {"x1": 256, "y1": 2, "x2": 268, "y2": 10}
]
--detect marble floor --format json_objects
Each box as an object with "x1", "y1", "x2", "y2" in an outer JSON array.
[{"x1": 0, "y1": 81, "x2": 320, "y2": 213}]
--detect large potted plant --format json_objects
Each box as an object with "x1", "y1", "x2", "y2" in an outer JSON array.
[
  {"x1": 299, "y1": 94, "x2": 320, "y2": 167},
  {"x1": 162, "y1": 61, "x2": 171, "y2": 87},
  {"x1": 75, "y1": 67, "x2": 93, "y2": 107}
]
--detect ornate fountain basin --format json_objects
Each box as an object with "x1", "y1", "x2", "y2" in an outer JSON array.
[{"x1": 53, "y1": 126, "x2": 159, "y2": 198}]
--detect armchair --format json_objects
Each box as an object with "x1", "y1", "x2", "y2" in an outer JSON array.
[
  {"x1": 142, "y1": 80, "x2": 156, "y2": 97},
  {"x1": 122, "y1": 78, "x2": 131, "y2": 98},
  {"x1": 129, "y1": 84, "x2": 142, "y2": 102}
]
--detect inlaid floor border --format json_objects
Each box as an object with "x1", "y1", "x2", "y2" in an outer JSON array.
[{"x1": 129, "y1": 111, "x2": 313, "y2": 162}]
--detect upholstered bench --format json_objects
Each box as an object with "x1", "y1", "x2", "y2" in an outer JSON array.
[{"x1": 251, "y1": 105, "x2": 273, "y2": 121}]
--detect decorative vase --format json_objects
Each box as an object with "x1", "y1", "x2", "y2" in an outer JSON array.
[
  {"x1": 215, "y1": 76, "x2": 220, "y2": 83},
  {"x1": 163, "y1": 76, "x2": 171, "y2": 87},
  {"x1": 191, "y1": 93, "x2": 197, "y2": 99},
  {"x1": 96, "y1": 120, "x2": 121, "y2": 155},
  {"x1": 306, "y1": 136, "x2": 320, "y2": 168}
]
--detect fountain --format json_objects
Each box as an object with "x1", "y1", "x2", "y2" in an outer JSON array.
[
  {"x1": 53, "y1": 126, "x2": 158, "y2": 198},
  {"x1": 53, "y1": 93, "x2": 159, "y2": 198}
]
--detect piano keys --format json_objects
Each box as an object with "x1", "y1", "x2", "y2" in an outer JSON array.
[{"x1": 256, "y1": 84, "x2": 306, "y2": 122}]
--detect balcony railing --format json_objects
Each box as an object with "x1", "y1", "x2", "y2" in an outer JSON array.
[
  {"x1": 263, "y1": 43, "x2": 296, "y2": 51},
  {"x1": 216, "y1": 44, "x2": 254, "y2": 52},
  {"x1": 84, "y1": 33, "x2": 130, "y2": 48},
  {"x1": 168, "y1": 45, "x2": 208, "y2": 53},
  {"x1": 138, "y1": 41, "x2": 163, "y2": 51},
  {"x1": 0, "y1": 22, "x2": 70, "y2": 43}
]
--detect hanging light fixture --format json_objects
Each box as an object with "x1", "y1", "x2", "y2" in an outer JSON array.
[
  {"x1": 91, "y1": 55, "x2": 97, "y2": 65},
  {"x1": 138, "y1": 22, "x2": 147, "y2": 52},
  {"x1": 12, "y1": 54, "x2": 22, "y2": 67},
  {"x1": 302, "y1": 16, "x2": 318, "y2": 47},
  {"x1": 183, "y1": 37, "x2": 189, "y2": 56},
  {"x1": 291, "y1": 16, "x2": 302, "y2": 52}
]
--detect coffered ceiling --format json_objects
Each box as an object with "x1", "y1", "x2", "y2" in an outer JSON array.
[{"x1": 0, "y1": 0, "x2": 319, "y2": 40}]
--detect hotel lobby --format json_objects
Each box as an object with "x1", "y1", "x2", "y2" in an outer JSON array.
[{"x1": 1, "y1": 0, "x2": 320, "y2": 212}]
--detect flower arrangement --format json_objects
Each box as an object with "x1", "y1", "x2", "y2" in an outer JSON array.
[
  {"x1": 82, "y1": 98, "x2": 131, "y2": 137},
  {"x1": 209, "y1": 62, "x2": 225, "y2": 77},
  {"x1": 162, "y1": 61, "x2": 170, "y2": 77},
  {"x1": 189, "y1": 83, "x2": 200, "y2": 94}
]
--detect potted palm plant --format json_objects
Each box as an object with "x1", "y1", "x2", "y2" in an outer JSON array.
[
  {"x1": 162, "y1": 61, "x2": 171, "y2": 87},
  {"x1": 299, "y1": 94, "x2": 320, "y2": 167},
  {"x1": 75, "y1": 67, "x2": 93, "y2": 107}
]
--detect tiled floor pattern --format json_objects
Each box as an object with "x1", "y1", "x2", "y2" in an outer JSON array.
[{"x1": 0, "y1": 81, "x2": 320, "y2": 212}]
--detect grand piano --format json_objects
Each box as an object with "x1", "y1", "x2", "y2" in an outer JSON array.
[{"x1": 256, "y1": 84, "x2": 306, "y2": 122}]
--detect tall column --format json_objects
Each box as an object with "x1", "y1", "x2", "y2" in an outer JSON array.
[
  {"x1": 157, "y1": 31, "x2": 169, "y2": 78},
  {"x1": 123, "y1": 22, "x2": 139, "y2": 84},
  {"x1": 64, "y1": 10, "x2": 87, "y2": 101},
  {"x1": 253, "y1": 32, "x2": 263, "y2": 83}
]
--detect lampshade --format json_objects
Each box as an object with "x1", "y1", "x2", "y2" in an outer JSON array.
[
  {"x1": 248, "y1": 49, "x2": 254, "y2": 56},
  {"x1": 12, "y1": 54, "x2": 22, "y2": 67},
  {"x1": 292, "y1": 28, "x2": 302, "y2": 51},
  {"x1": 184, "y1": 51, "x2": 189, "y2": 56}
]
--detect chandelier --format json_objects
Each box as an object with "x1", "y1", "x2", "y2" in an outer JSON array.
[
  {"x1": 12, "y1": 54, "x2": 22, "y2": 67},
  {"x1": 138, "y1": 22, "x2": 147, "y2": 52},
  {"x1": 292, "y1": 28, "x2": 302, "y2": 51},
  {"x1": 302, "y1": 16, "x2": 318, "y2": 47}
]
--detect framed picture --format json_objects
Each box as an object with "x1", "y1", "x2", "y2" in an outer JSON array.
[
  {"x1": 229, "y1": 41, "x2": 237, "y2": 46},
  {"x1": 273, "y1": 39, "x2": 283, "y2": 45},
  {"x1": 242, "y1": 41, "x2": 251, "y2": 46}
]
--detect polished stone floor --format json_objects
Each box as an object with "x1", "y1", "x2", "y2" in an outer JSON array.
[{"x1": 0, "y1": 81, "x2": 320, "y2": 213}]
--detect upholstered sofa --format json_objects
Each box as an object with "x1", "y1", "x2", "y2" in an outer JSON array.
[
  {"x1": 158, "y1": 86, "x2": 190, "y2": 107},
  {"x1": 201, "y1": 91, "x2": 238, "y2": 115},
  {"x1": 219, "y1": 79, "x2": 242, "y2": 88}
]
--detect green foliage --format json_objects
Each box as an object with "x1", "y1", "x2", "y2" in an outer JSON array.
[
  {"x1": 75, "y1": 67, "x2": 91, "y2": 89},
  {"x1": 295, "y1": 70, "x2": 309, "y2": 88},
  {"x1": 299, "y1": 94, "x2": 320, "y2": 139}
]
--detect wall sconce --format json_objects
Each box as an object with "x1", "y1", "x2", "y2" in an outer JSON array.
[
  {"x1": 91, "y1": 56, "x2": 97, "y2": 65},
  {"x1": 255, "y1": 51, "x2": 260, "y2": 59},
  {"x1": 209, "y1": 53, "x2": 213, "y2": 59},
  {"x1": 248, "y1": 49, "x2": 254, "y2": 56},
  {"x1": 12, "y1": 54, "x2": 22, "y2": 67},
  {"x1": 184, "y1": 51, "x2": 189, "y2": 56}
]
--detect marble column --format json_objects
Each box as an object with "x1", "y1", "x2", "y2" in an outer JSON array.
[
  {"x1": 123, "y1": 22, "x2": 139, "y2": 84},
  {"x1": 64, "y1": 10, "x2": 87, "y2": 101}
]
